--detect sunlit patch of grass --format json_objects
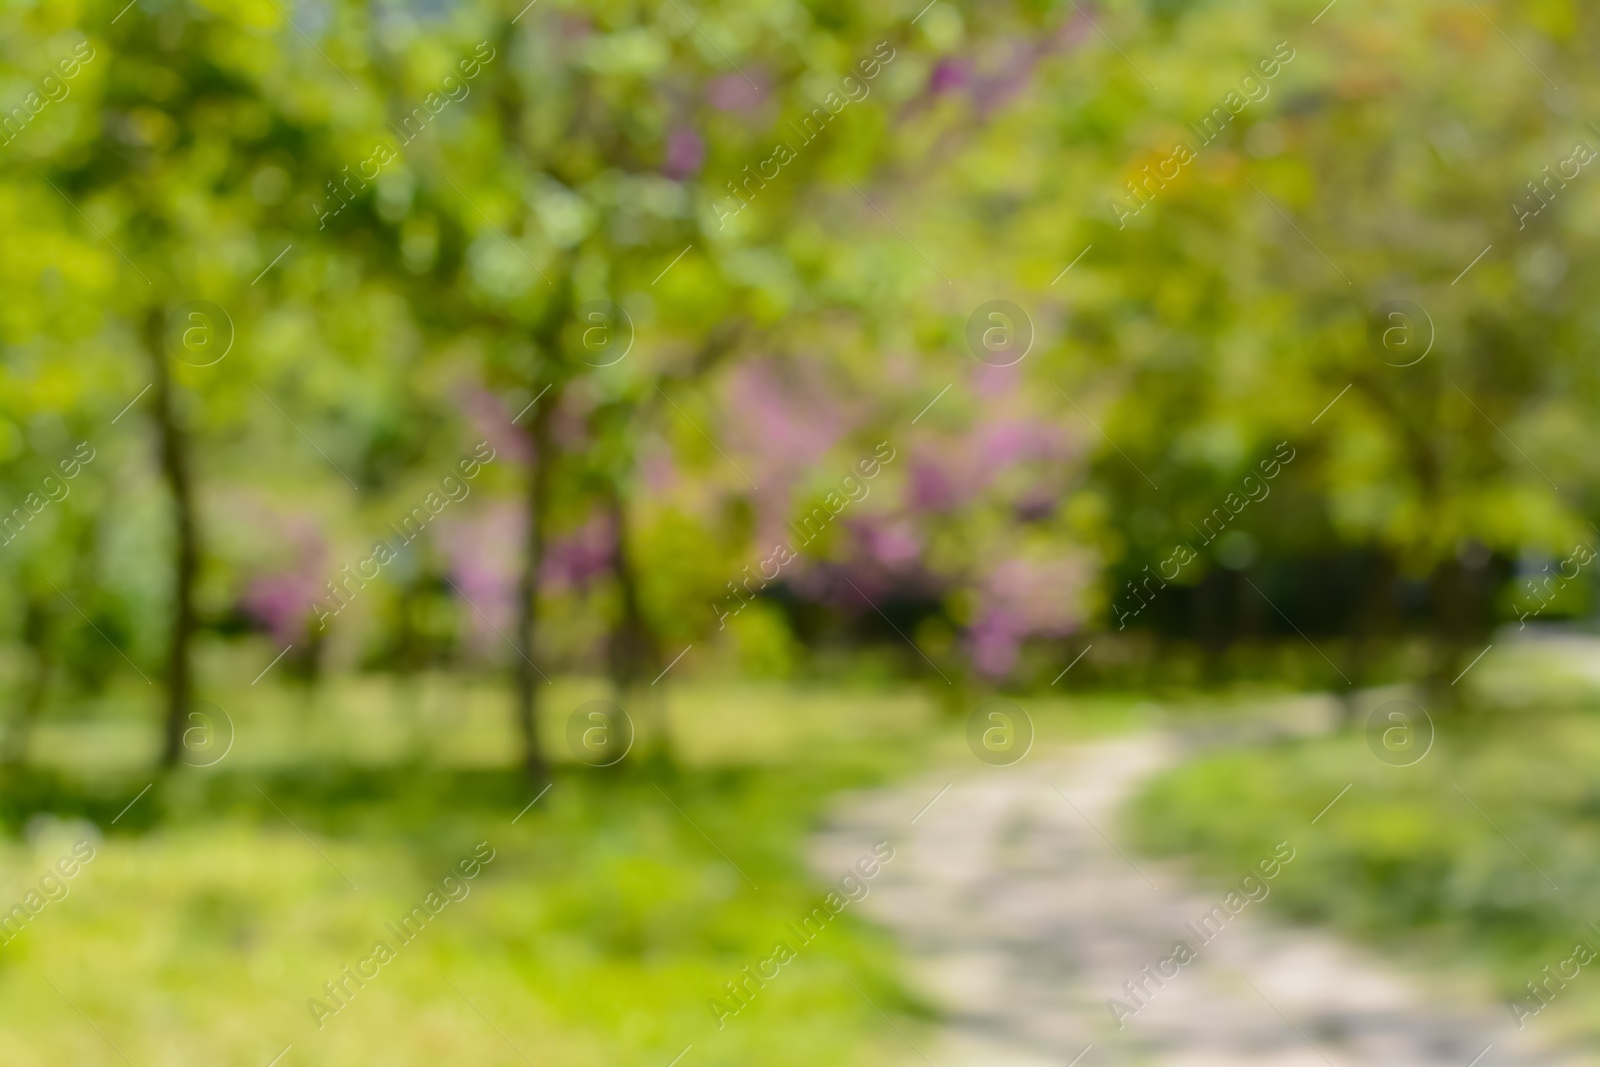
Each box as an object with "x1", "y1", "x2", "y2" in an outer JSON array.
[
  {"x1": 1127, "y1": 702, "x2": 1600, "y2": 1045},
  {"x1": 0, "y1": 681, "x2": 940, "y2": 1067}
]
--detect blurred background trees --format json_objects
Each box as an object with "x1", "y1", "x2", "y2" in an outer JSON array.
[
  {"x1": 7, "y1": 1, "x2": 1600, "y2": 1065},
  {"x1": 0, "y1": 0, "x2": 1596, "y2": 764}
]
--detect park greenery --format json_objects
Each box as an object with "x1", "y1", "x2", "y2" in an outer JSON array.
[
  {"x1": 1, "y1": 0, "x2": 1599, "y2": 1060},
  {"x1": 3, "y1": 0, "x2": 1596, "y2": 770},
  {"x1": 1130, "y1": 648, "x2": 1600, "y2": 1047}
]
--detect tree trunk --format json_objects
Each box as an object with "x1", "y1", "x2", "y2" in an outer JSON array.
[
  {"x1": 1427, "y1": 557, "x2": 1468, "y2": 710},
  {"x1": 1194, "y1": 570, "x2": 1229, "y2": 684},
  {"x1": 514, "y1": 386, "x2": 558, "y2": 784},
  {"x1": 1340, "y1": 550, "x2": 1397, "y2": 727},
  {"x1": 4, "y1": 595, "x2": 51, "y2": 767},
  {"x1": 603, "y1": 482, "x2": 667, "y2": 755},
  {"x1": 145, "y1": 307, "x2": 200, "y2": 768}
]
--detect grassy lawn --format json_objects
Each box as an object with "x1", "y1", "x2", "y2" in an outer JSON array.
[
  {"x1": 1126, "y1": 649, "x2": 1600, "y2": 1047},
  {"x1": 0, "y1": 668, "x2": 1145, "y2": 1066},
  {"x1": 0, "y1": 676, "x2": 953, "y2": 1066}
]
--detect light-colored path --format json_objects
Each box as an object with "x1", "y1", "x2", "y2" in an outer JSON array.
[{"x1": 813, "y1": 733, "x2": 1593, "y2": 1067}]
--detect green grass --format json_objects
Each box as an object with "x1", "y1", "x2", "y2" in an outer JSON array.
[
  {"x1": 1127, "y1": 683, "x2": 1600, "y2": 1045},
  {"x1": 0, "y1": 653, "x2": 1161, "y2": 1066},
  {"x1": 0, "y1": 677, "x2": 953, "y2": 1066}
]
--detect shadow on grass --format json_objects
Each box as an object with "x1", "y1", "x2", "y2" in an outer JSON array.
[{"x1": 0, "y1": 749, "x2": 898, "y2": 845}]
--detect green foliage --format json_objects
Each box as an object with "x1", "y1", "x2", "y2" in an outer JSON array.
[{"x1": 1128, "y1": 696, "x2": 1600, "y2": 1037}]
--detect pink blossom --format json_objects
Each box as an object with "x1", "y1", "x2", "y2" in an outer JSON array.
[
  {"x1": 971, "y1": 361, "x2": 1021, "y2": 397},
  {"x1": 541, "y1": 511, "x2": 616, "y2": 593},
  {"x1": 438, "y1": 502, "x2": 522, "y2": 654},
  {"x1": 979, "y1": 421, "x2": 1034, "y2": 469},
  {"x1": 641, "y1": 448, "x2": 678, "y2": 493},
  {"x1": 1055, "y1": 6, "x2": 1096, "y2": 50},
  {"x1": 971, "y1": 42, "x2": 1043, "y2": 114},
  {"x1": 241, "y1": 518, "x2": 327, "y2": 643},
  {"x1": 457, "y1": 386, "x2": 532, "y2": 463},
  {"x1": 977, "y1": 417, "x2": 1075, "y2": 469},
  {"x1": 706, "y1": 74, "x2": 768, "y2": 113},
  {"x1": 663, "y1": 125, "x2": 705, "y2": 179},
  {"x1": 723, "y1": 360, "x2": 852, "y2": 536},
  {"x1": 855, "y1": 517, "x2": 922, "y2": 570},
  {"x1": 907, "y1": 439, "x2": 983, "y2": 512},
  {"x1": 968, "y1": 611, "x2": 1026, "y2": 677},
  {"x1": 929, "y1": 59, "x2": 970, "y2": 94},
  {"x1": 908, "y1": 456, "x2": 965, "y2": 513},
  {"x1": 966, "y1": 556, "x2": 1089, "y2": 677}
]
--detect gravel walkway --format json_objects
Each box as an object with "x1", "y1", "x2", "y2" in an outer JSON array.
[{"x1": 813, "y1": 732, "x2": 1593, "y2": 1067}]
